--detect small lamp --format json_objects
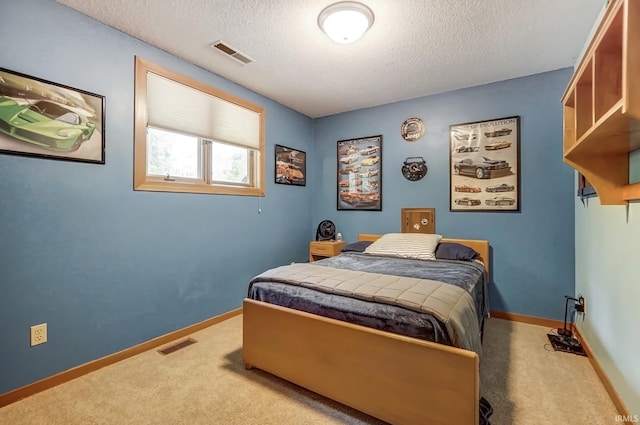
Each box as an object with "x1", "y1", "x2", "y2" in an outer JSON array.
[{"x1": 318, "y1": 2, "x2": 374, "y2": 44}]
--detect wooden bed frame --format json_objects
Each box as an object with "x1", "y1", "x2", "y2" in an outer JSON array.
[{"x1": 243, "y1": 234, "x2": 489, "y2": 425}]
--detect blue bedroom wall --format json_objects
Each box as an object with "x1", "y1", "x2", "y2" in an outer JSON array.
[
  {"x1": 311, "y1": 69, "x2": 576, "y2": 320},
  {"x1": 0, "y1": 0, "x2": 313, "y2": 394},
  {"x1": 1, "y1": 0, "x2": 580, "y2": 398}
]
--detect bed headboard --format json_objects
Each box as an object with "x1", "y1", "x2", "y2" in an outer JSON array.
[{"x1": 357, "y1": 233, "x2": 490, "y2": 278}]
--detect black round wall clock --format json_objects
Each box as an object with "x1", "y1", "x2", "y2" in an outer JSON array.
[{"x1": 401, "y1": 157, "x2": 428, "y2": 181}]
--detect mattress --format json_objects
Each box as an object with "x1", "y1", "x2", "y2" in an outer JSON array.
[{"x1": 247, "y1": 252, "x2": 488, "y2": 354}]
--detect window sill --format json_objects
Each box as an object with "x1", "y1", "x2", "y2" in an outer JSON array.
[{"x1": 134, "y1": 179, "x2": 264, "y2": 196}]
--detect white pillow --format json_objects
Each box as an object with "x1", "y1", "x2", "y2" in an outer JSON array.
[{"x1": 363, "y1": 233, "x2": 443, "y2": 260}]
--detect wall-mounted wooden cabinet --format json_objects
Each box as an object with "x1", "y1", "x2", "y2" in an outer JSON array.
[
  {"x1": 562, "y1": 0, "x2": 640, "y2": 204},
  {"x1": 401, "y1": 208, "x2": 435, "y2": 234}
]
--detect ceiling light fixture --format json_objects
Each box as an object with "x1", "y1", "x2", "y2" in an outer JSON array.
[{"x1": 318, "y1": 1, "x2": 374, "y2": 44}]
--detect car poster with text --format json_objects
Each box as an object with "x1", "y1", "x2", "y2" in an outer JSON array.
[
  {"x1": 449, "y1": 116, "x2": 520, "y2": 212},
  {"x1": 337, "y1": 135, "x2": 382, "y2": 211}
]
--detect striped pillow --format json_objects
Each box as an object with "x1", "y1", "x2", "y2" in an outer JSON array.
[{"x1": 364, "y1": 233, "x2": 442, "y2": 260}]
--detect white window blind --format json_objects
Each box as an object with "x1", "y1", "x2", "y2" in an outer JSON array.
[{"x1": 146, "y1": 72, "x2": 260, "y2": 149}]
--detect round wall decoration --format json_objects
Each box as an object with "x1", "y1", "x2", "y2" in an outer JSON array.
[
  {"x1": 400, "y1": 117, "x2": 425, "y2": 142},
  {"x1": 401, "y1": 157, "x2": 428, "y2": 181}
]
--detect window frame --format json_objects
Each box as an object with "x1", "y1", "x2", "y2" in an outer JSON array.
[
  {"x1": 134, "y1": 56, "x2": 265, "y2": 196},
  {"x1": 577, "y1": 172, "x2": 597, "y2": 198}
]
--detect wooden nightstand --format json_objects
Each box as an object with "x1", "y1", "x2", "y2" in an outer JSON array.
[{"x1": 309, "y1": 240, "x2": 346, "y2": 262}]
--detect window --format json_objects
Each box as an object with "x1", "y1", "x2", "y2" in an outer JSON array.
[
  {"x1": 134, "y1": 57, "x2": 265, "y2": 196},
  {"x1": 577, "y1": 173, "x2": 596, "y2": 198}
]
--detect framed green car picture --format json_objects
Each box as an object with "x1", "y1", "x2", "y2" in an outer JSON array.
[{"x1": 0, "y1": 67, "x2": 105, "y2": 164}]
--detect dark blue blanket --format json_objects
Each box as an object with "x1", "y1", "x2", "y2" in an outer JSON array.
[{"x1": 248, "y1": 252, "x2": 488, "y2": 349}]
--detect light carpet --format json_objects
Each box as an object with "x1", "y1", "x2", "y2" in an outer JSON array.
[{"x1": 0, "y1": 316, "x2": 620, "y2": 424}]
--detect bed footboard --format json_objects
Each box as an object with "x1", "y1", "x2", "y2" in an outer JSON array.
[{"x1": 243, "y1": 298, "x2": 479, "y2": 425}]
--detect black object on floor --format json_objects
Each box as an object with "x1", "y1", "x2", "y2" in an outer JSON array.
[
  {"x1": 480, "y1": 396, "x2": 493, "y2": 425},
  {"x1": 547, "y1": 334, "x2": 587, "y2": 356}
]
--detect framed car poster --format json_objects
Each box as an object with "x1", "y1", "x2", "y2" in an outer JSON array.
[
  {"x1": 0, "y1": 67, "x2": 105, "y2": 164},
  {"x1": 449, "y1": 116, "x2": 520, "y2": 212},
  {"x1": 275, "y1": 144, "x2": 306, "y2": 186},
  {"x1": 337, "y1": 135, "x2": 382, "y2": 211}
]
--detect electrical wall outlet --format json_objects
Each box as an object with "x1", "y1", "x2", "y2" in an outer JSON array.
[
  {"x1": 30, "y1": 323, "x2": 47, "y2": 346},
  {"x1": 579, "y1": 296, "x2": 586, "y2": 314}
]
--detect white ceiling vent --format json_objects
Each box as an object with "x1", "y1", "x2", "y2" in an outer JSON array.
[{"x1": 211, "y1": 40, "x2": 255, "y2": 65}]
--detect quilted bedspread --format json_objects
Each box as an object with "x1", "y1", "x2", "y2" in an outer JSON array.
[{"x1": 250, "y1": 262, "x2": 481, "y2": 354}]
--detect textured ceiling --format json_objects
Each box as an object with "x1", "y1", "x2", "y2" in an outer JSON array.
[{"x1": 53, "y1": 0, "x2": 604, "y2": 118}]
